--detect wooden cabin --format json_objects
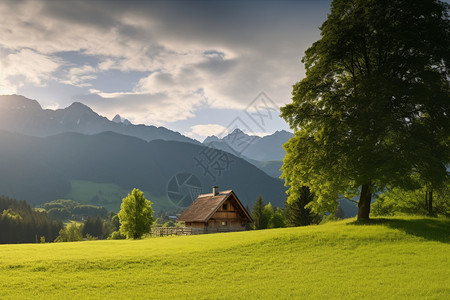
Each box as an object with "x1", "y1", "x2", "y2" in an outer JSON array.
[{"x1": 178, "y1": 186, "x2": 253, "y2": 234}]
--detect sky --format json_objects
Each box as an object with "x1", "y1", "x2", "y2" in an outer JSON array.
[{"x1": 0, "y1": 0, "x2": 332, "y2": 141}]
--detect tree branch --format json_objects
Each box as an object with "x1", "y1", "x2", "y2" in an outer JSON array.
[{"x1": 340, "y1": 197, "x2": 358, "y2": 204}]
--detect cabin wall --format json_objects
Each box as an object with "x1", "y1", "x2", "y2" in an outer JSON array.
[
  {"x1": 206, "y1": 198, "x2": 248, "y2": 232},
  {"x1": 186, "y1": 222, "x2": 205, "y2": 228}
]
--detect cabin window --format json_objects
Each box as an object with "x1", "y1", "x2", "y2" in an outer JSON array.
[
  {"x1": 222, "y1": 204, "x2": 228, "y2": 210},
  {"x1": 222, "y1": 221, "x2": 227, "y2": 226}
]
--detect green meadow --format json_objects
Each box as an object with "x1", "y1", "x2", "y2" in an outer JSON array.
[
  {"x1": 1, "y1": 216, "x2": 449, "y2": 299},
  {"x1": 66, "y1": 180, "x2": 175, "y2": 212}
]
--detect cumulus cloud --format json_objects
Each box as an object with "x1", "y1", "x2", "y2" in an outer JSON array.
[
  {"x1": 2, "y1": 49, "x2": 62, "y2": 86},
  {"x1": 61, "y1": 65, "x2": 97, "y2": 87},
  {"x1": 0, "y1": 0, "x2": 328, "y2": 127},
  {"x1": 80, "y1": 91, "x2": 203, "y2": 126}
]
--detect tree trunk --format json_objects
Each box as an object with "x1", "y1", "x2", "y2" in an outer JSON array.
[
  {"x1": 428, "y1": 190, "x2": 433, "y2": 216},
  {"x1": 357, "y1": 182, "x2": 372, "y2": 220}
]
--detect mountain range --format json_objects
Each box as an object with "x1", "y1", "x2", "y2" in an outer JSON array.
[
  {"x1": 203, "y1": 128, "x2": 293, "y2": 162},
  {"x1": 0, "y1": 95, "x2": 293, "y2": 178},
  {"x1": 0, "y1": 95, "x2": 360, "y2": 217},
  {"x1": 0, "y1": 129, "x2": 287, "y2": 212},
  {"x1": 0, "y1": 95, "x2": 198, "y2": 144},
  {"x1": 202, "y1": 128, "x2": 293, "y2": 178}
]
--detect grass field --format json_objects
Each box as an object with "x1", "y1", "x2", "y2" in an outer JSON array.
[{"x1": 0, "y1": 216, "x2": 449, "y2": 299}]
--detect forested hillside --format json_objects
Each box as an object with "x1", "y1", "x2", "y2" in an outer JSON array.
[
  {"x1": 0, "y1": 196, "x2": 63, "y2": 244},
  {"x1": 0, "y1": 130, "x2": 286, "y2": 210}
]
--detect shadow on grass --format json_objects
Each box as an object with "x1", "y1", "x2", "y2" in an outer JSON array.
[{"x1": 347, "y1": 217, "x2": 450, "y2": 244}]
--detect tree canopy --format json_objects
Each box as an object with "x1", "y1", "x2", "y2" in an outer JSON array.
[
  {"x1": 118, "y1": 188, "x2": 154, "y2": 239},
  {"x1": 281, "y1": 0, "x2": 450, "y2": 219}
]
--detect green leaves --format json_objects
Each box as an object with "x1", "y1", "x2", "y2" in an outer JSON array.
[
  {"x1": 118, "y1": 188, "x2": 154, "y2": 239},
  {"x1": 281, "y1": 0, "x2": 450, "y2": 217}
]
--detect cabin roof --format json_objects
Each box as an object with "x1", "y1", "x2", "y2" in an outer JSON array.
[{"x1": 178, "y1": 190, "x2": 252, "y2": 223}]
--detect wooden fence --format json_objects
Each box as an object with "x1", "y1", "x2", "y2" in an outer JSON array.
[{"x1": 149, "y1": 227, "x2": 192, "y2": 237}]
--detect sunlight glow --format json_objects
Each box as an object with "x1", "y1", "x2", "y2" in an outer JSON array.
[{"x1": 0, "y1": 81, "x2": 17, "y2": 95}]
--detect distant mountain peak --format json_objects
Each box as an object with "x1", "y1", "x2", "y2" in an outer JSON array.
[
  {"x1": 224, "y1": 128, "x2": 260, "y2": 143},
  {"x1": 203, "y1": 135, "x2": 220, "y2": 144},
  {"x1": 201, "y1": 128, "x2": 293, "y2": 162},
  {"x1": 66, "y1": 102, "x2": 94, "y2": 113},
  {"x1": 273, "y1": 129, "x2": 293, "y2": 136},
  {"x1": 112, "y1": 114, "x2": 122, "y2": 123},
  {"x1": 231, "y1": 128, "x2": 244, "y2": 134},
  {"x1": 111, "y1": 114, "x2": 132, "y2": 125},
  {"x1": 0, "y1": 94, "x2": 42, "y2": 111}
]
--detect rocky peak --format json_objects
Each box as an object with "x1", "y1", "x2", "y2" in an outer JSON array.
[
  {"x1": 0, "y1": 94, "x2": 43, "y2": 111},
  {"x1": 112, "y1": 114, "x2": 122, "y2": 123},
  {"x1": 66, "y1": 102, "x2": 94, "y2": 114}
]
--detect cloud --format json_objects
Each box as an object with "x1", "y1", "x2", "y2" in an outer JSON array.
[
  {"x1": 61, "y1": 65, "x2": 97, "y2": 87},
  {"x1": 187, "y1": 124, "x2": 228, "y2": 141},
  {"x1": 2, "y1": 49, "x2": 62, "y2": 86},
  {"x1": 0, "y1": 77, "x2": 17, "y2": 95},
  {"x1": 0, "y1": 0, "x2": 328, "y2": 127},
  {"x1": 79, "y1": 91, "x2": 203, "y2": 126}
]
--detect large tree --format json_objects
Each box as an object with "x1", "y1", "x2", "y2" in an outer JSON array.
[
  {"x1": 118, "y1": 188, "x2": 154, "y2": 239},
  {"x1": 281, "y1": 0, "x2": 449, "y2": 220}
]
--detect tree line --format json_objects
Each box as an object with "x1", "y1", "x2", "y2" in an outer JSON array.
[
  {"x1": 250, "y1": 187, "x2": 324, "y2": 230},
  {"x1": 0, "y1": 196, "x2": 123, "y2": 243},
  {"x1": 0, "y1": 189, "x2": 155, "y2": 243},
  {"x1": 250, "y1": 180, "x2": 449, "y2": 231},
  {"x1": 0, "y1": 196, "x2": 63, "y2": 244},
  {"x1": 42, "y1": 199, "x2": 108, "y2": 221}
]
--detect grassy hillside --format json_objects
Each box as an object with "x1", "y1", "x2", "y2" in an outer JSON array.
[
  {"x1": 0, "y1": 217, "x2": 448, "y2": 299},
  {"x1": 66, "y1": 180, "x2": 176, "y2": 212}
]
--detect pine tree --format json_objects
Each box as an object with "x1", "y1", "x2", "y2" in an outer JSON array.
[
  {"x1": 251, "y1": 195, "x2": 268, "y2": 230},
  {"x1": 285, "y1": 186, "x2": 317, "y2": 226}
]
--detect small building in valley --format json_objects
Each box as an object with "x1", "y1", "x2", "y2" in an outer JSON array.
[{"x1": 178, "y1": 186, "x2": 253, "y2": 234}]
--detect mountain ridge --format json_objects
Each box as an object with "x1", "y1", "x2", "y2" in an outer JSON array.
[
  {"x1": 0, "y1": 129, "x2": 287, "y2": 211},
  {"x1": 0, "y1": 95, "x2": 198, "y2": 144},
  {"x1": 203, "y1": 128, "x2": 293, "y2": 162}
]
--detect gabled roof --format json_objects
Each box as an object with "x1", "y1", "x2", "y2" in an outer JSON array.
[{"x1": 178, "y1": 190, "x2": 252, "y2": 223}]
